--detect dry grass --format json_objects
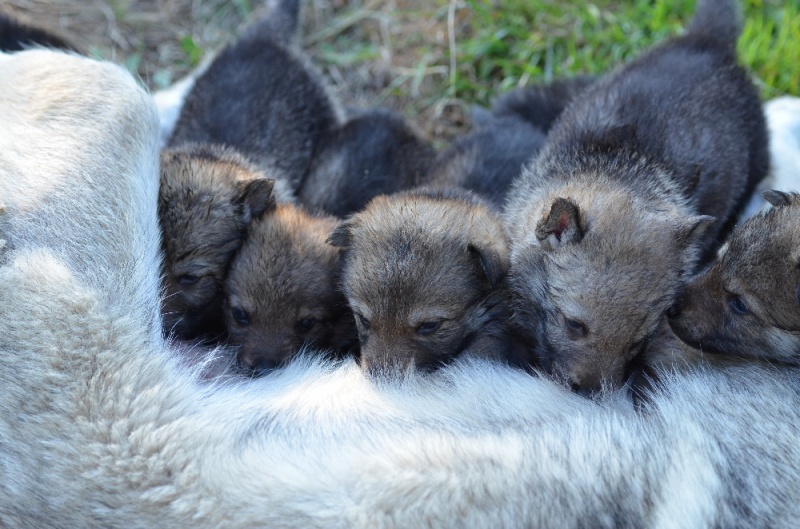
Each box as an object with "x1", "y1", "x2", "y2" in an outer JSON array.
[
  {"x1": 3, "y1": 1, "x2": 796, "y2": 145},
  {"x1": 2, "y1": 0, "x2": 465, "y2": 142}
]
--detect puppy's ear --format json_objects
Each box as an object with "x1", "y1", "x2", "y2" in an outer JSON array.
[
  {"x1": 327, "y1": 220, "x2": 354, "y2": 249},
  {"x1": 236, "y1": 178, "x2": 275, "y2": 223},
  {"x1": 468, "y1": 243, "x2": 509, "y2": 287},
  {"x1": 536, "y1": 197, "x2": 584, "y2": 249},
  {"x1": 676, "y1": 215, "x2": 715, "y2": 248},
  {"x1": 763, "y1": 190, "x2": 798, "y2": 208}
]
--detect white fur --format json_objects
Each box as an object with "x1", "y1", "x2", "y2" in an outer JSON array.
[
  {"x1": 2, "y1": 49, "x2": 800, "y2": 528},
  {"x1": 741, "y1": 96, "x2": 800, "y2": 218}
]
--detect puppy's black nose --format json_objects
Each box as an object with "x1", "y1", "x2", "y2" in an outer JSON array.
[{"x1": 251, "y1": 358, "x2": 280, "y2": 377}]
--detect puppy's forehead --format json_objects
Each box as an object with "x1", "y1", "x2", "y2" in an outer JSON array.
[{"x1": 229, "y1": 206, "x2": 340, "y2": 303}]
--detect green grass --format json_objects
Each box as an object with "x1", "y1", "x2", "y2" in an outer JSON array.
[
  {"x1": 441, "y1": 0, "x2": 797, "y2": 106},
  {"x1": 315, "y1": 0, "x2": 800, "y2": 114}
]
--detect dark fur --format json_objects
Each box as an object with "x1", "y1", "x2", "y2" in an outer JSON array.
[
  {"x1": 489, "y1": 75, "x2": 596, "y2": 133},
  {"x1": 159, "y1": 144, "x2": 276, "y2": 342},
  {"x1": 426, "y1": 116, "x2": 547, "y2": 208},
  {"x1": 224, "y1": 202, "x2": 357, "y2": 374},
  {"x1": 298, "y1": 108, "x2": 436, "y2": 217},
  {"x1": 167, "y1": 0, "x2": 342, "y2": 191},
  {"x1": 669, "y1": 191, "x2": 800, "y2": 363},
  {"x1": 329, "y1": 188, "x2": 514, "y2": 377},
  {"x1": 505, "y1": 0, "x2": 769, "y2": 393},
  {"x1": 427, "y1": 78, "x2": 594, "y2": 208},
  {"x1": 0, "y1": 13, "x2": 80, "y2": 53}
]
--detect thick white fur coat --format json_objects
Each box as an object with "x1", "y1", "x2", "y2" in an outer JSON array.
[{"x1": 1, "y1": 49, "x2": 799, "y2": 528}]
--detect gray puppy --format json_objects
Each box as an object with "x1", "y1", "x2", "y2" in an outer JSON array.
[
  {"x1": 669, "y1": 191, "x2": 800, "y2": 363},
  {"x1": 504, "y1": 0, "x2": 769, "y2": 393}
]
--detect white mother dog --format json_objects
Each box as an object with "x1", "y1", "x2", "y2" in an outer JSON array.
[{"x1": 1, "y1": 49, "x2": 799, "y2": 528}]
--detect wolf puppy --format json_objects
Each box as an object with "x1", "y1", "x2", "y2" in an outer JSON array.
[
  {"x1": 168, "y1": 0, "x2": 342, "y2": 191},
  {"x1": 224, "y1": 199, "x2": 356, "y2": 374},
  {"x1": 159, "y1": 144, "x2": 277, "y2": 342},
  {"x1": 328, "y1": 188, "x2": 513, "y2": 376},
  {"x1": 298, "y1": 107, "x2": 436, "y2": 217},
  {"x1": 505, "y1": 0, "x2": 768, "y2": 393},
  {"x1": 669, "y1": 191, "x2": 800, "y2": 363},
  {"x1": 428, "y1": 77, "x2": 594, "y2": 207}
]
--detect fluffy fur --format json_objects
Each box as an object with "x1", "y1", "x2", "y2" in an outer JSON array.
[
  {"x1": 2, "y1": 42, "x2": 800, "y2": 529},
  {"x1": 328, "y1": 188, "x2": 515, "y2": 375},
  {"x1": 669, "y1": 191, "x2": 800, "y2": 362},
  {"x1": 504, "y1": 0, "x2": 769, "y2": 393}
]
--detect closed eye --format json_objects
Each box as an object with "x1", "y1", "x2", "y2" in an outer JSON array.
[
  {"x1": 728, "y1": 295, "x2": 748, "y2": 316},
  {"x1": 562, "y1": 315, "x2": 588, "y2": 339},
  {"x1": 416, "y1": 321, "x2": 442, "y2": 335},
  {"x1": 231, "y1": 307, "x2": 249, "y2": 326}
]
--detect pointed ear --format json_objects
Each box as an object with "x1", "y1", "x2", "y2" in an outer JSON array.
[
  {"x1": 676, "y1": 215, "x2": 715, "y2": 248},
  {"x1": 468, "y1": 241, "x2": 509, "y2": 287},
  {"x1": 327, "y1": 220, "x2": 354, "y2": 249},
  {"x1": 535, "y1": 198, "x2": 584, "y2": 249},
  {"x1": 236, "y1": 178, "x2": 275, "y2": 223},
  {"x1": 763, "y1": 190, "x2": 797, "y2": 208}
]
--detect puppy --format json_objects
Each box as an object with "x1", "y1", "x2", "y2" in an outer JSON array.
[
  {"x1": 0, "y1": 13, "x2": 80, "y2": 53},
  {"x1": 328, "y1": 188, "x2": 514, "y2": 377},
  {"x1": 669, "y1": 191, "x2": 800, "y2": 363},
  {"x1": 159, "y1": 144, "x2": 279, "y2": 342},
  {"x1": 168, "y1": 0, "x2": 343, "y2": 191},
  {"x1": 223, "y1": 201, "x2": 357, "y2": 375},
  {"x1": 504, "y1": 0, "x2": 769, "y2": 394},
  {"x1": 298, "y1": 107, "x2": 436, "y2": 217},
  {"x1": 427, "y1": 77, "x2": 594, "y2": 207}
]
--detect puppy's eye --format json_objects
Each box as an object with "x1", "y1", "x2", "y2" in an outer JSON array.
[
  {"x1": 416, "y1": 321, "x2": 441, "y2": 335},
  {"x1": 563, "y1": 316, "x2": 588, "y2": 338},
  {"x1": 728, "y1": 296, "x2": 748, "y2": 316},
  {"x1": 356, "y1": 313, "x2": 371, "y2": 330},
  {"x1": 231, "y1": 307, "x2": 249, "y2": 326},
  {"x1": 178, "y1": 274, "x2": 200, "y2": 286},
  {"x1": 298, "y1": 317, "x2": 317, "y2": 332}
]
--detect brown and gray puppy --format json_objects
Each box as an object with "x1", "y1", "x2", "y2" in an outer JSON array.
[
  {"x1": 328, "y1": 188, "x2": 514, "y2": 377},
  {"x1": 224, "y1": 200, "x2": 357, "y2": 375},
  {"x1": 159, "y1": 144, "x2": 278, "y2": 342},
  {"x1": 504, "y1": 0, "x2": 768, "y2": 394},
  {"x1": 669, "y1": 191, "x2": 800, "y2": 364}
]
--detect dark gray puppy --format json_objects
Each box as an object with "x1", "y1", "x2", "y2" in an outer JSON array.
[
  {"x1": 168, "y1": 0, "x2": 343, "y2": 191},
  {"x1": 505, "y1": 0, "x2": 769, "y2": 394},
  {"x1": 298, "y1": 108, "x2": 436, "y2": 217},
  {"x1": 0, "y1": 13, "x2": 80, "y2": 53},
  {"x1": 427, "y1": 78, "x2": 595, "y2": 208}
]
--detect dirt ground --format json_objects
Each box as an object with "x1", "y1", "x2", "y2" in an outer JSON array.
[{"x1": 2, "y1": 0, "x2": 469, "y2": 143}]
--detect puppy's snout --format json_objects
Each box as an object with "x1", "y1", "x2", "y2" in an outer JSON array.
[{"x1": 237, "y1": 352, "x2": 280, "y2": 377}]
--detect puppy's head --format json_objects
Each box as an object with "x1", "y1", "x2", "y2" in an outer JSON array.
[
  {"x1": 329, "y1": 188, "x2": 511, "y2": 377},
  {"x1": 225, "y1": 204, "x2": 356, "y2": 375},
  {"x1": 510, "y1": 187, "x2": 713, "y2": 394},
  {"x1": 159, "y1": 145, "x2": 275, "y2": 340},
  {"x1": 669, "y1": 191, "x2": 800, "y2": 363}
]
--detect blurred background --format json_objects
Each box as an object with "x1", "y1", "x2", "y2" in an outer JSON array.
[{"x1": 2, "y1": 0, "x2": 796, "y2": 146}]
